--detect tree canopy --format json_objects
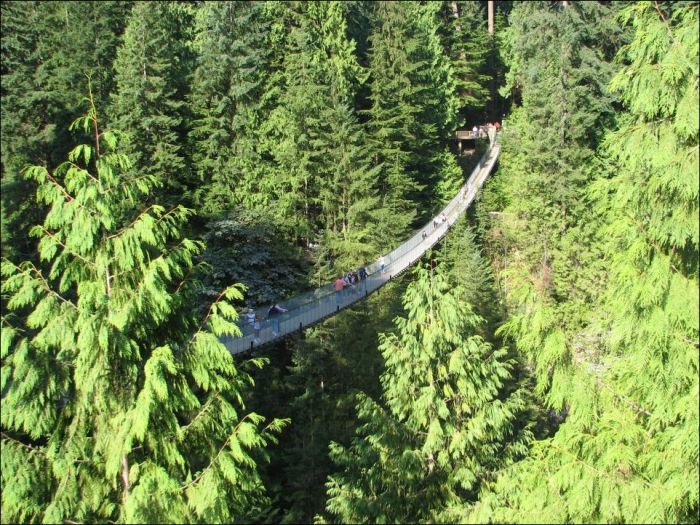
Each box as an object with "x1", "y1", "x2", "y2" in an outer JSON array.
[{"x1": 1, "y1": 2, "x2": 697, "y2": 524}]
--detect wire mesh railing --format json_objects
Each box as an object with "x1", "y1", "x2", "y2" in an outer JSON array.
[{"x1": 223, "y1": 130, "x2": 500, "y2": 355}]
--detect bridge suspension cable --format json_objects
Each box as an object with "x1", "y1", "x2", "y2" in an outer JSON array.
[{"x1": 224, "y1": 130, "x2": 501, "y2": 354}]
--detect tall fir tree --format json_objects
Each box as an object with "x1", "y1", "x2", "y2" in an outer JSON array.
[
  {"x1": 109, "y1": 1, "x2": 194, "y2": 208},
  {"x1": 443, "y1": 218, "x2": 503, "y2": 335},
  {"x1": 364, "y1": 1, "x2": 460, "y2": 240},
  {"x1": 188, "y1": 0, "x2": 273, "y2": 217},
  {"x1": 1, "y1": 1, "x2": 131, "y2": 261},
  {"x1": 473, "y1": 0, "x2": 623, "y2": 397},
  {"x1": 0, "y1": 92, "x2": 285, "y2": 523},
  {"x1": 257, "y1": 1, "x2": 372, "y2": 247},
  {"x1": 469, "y1": 3, "x2": 698, "y2": 523},
  {"x1": 313, "y1": 102, "x2": 382, "y2": 278},
  {"x1": 324, "y1": 265, "x2": 532, "y2": 523},
  {"x1": 437, "y1": 1, "x2": 491, "y2": 126}
]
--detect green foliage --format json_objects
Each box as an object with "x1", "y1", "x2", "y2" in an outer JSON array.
[
  {"x1": 189, "y1": 0, "x2": 273, "y2": 217},
  {"x1": 1, "y1": 1, "x2": 131, "y2": 261},
  {"x1": 324, "y1": 265, "x2": 532, "y2": 523},
  {"x1": 109, "y1": 1, "x2": 195, "y2": 208},
  {"x1": 470, "y1": 2, "x2": 699, "y2": 523},
  {"x1": 0, "y1": 96, "x2": 285, "y2": 523}
]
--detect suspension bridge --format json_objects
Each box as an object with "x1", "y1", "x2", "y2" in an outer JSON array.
[{"x1": 224, "y1": 130, "x2": 501, "y2": 354}]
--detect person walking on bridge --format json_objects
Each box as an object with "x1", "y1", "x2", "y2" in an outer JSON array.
[
  {"x1": 357, "y1": 266, "x2": 368, "y2": 293},
  {"x1": 246, "y1": 308, "x2": 261, "y2": 342},
  {"x1": 334, "y1": 276, "x2": 345, "y2": 305},
  {"x1": 357, "y1": 266, "x2": 367, "y2": 281},
  {"x1": 267, "y1": 303, "x2": 288, "y2": 335},
  {"x1": 246, "y1": 308, "x2": 256, "y2": 327}
]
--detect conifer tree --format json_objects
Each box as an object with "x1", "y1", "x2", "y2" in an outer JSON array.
[
  {"x1": 259, "y1": 16, "x2": 328, "y2": 241},
  {"x1": 259, "y1": 1, "x2": 369, "y2": 244},
  {"x1": 474, "y1": 0, "x2": 623, "y2": 395},
  {"x1": 314, "y1": 102, "x2": 381, "y2": 275},
  {"x1": 109, "y1": 1, "x2": 194, "y2": 208},
  {"x1": 324, "y1": 265, "x2": 531, "y2": 523},
  {"x1": 188, "y1": 0, "x2": 273, "y2": 216},
  {"x1": 0, "y1": 92, "x2": 285, "y2": 523},
  {"x1": 411, "y1": 1, "x2": 459, "y2": 140},
  {"x1": 469, "y1": 3, "x2": 698, "y2": 523},
  {"x1": 437, "y1": 1, "x2": 490, "y2": 126},
  {"x1": 444, "y1": 219, "x2": 502, "y2": 333},
  {"x1": 365, "y1": 1, "x2": 458, "y2": 237},
  {"x1": 1, "y1": 1, "x2": 131, "y2": 261}
]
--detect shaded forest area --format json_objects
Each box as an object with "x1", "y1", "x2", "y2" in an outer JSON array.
[{"x1": 1, "y1": 1, "x2": 698, "y2": 524}]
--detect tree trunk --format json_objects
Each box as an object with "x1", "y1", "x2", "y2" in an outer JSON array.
[{"x1": 121, "y1": 455, "x2": 130, "y2": 502}]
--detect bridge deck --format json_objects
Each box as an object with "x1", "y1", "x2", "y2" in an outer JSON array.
[{"x1": 224, "y1": 131, "x2": 500, "y2": 355}]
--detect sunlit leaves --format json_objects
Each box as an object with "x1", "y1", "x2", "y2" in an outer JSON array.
[{"x1": 1, "y1": 96, "x2": 283, "y2": 522}]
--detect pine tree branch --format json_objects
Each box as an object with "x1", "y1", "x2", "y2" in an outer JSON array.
[
  {"x1": 1, "y1": 316, "x2": 27, "y2": 334},
  {"x1": 683, "y1": 336, "x2": 699, "y2": 347},
  {"x1": 549, "y1": 440, "x2": 657, "y2": 490},
  {"x1": 65, "y1": 161, "x2": 100, "y2": 185},
  {"x1": 10, "y1": 260, "x2": 78, "y2": 309},
  {"x1": 41, "y1": 169, "x2": 104, "y2": 218},
  {"x1": 43, "y1": 171, "x2": 76, "y2": 203},
  {"x1": 105, "y1": 266, "x2": 111, "y2": 298},
  {"x1": 179, "y1": 413, "x2": 256, "y2": 490},
  {"x1": 173, "y1": 264, "x2": 198, "y2": 296},
  {"x1": 570, "y1": 332, "x2": 655, "y2": 418},
  {"x1": 105, "y1": 205, "x2": 180, "y2": 241},
  {"x1": 654, "y1": 1, "x2": 677, "y2": 43},
  {"x1": 37, "y1": 228, "x2": 95, "y2": 268},
  {"x1": 104, "y1": 204, "x2": 159, "y2": 240},
  {"x1": 185, "y1": 289, "x2": 228, "y2": 349},
  {"x1": 0, "y1": 432, "x2": 47, "y2": 455},
  {"x1": 624, "y1": 212, "x2": 681, "y2": 275},
  {"x1": 595, "y1": 375, "x2": 653, "y2": 418},
  {"x1": 180, "y1": 394, "x2": 219, "y2": 436}
]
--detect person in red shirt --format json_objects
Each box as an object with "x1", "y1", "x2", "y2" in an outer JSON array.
[{"x1": 334, "y1": 277, "x2": 345, "y2": 305}]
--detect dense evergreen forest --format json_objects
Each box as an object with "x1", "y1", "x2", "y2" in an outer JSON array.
[{"x1": 1, "y1": 1, "x2": 697, "y2": 523}]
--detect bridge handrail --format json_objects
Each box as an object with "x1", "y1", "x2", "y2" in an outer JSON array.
[{"x1": 225, "y1": 130, "x2": 500, "y2": 354}]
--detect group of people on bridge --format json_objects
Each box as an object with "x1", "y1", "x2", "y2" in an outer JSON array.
[
  {"x1": 472, "y1": 120, "x2": 501, "y2": 139},
  {"x1": 246, "y1": 301, "x2": 289, "y2": 342},
  {"x1": 334, "y1": 266, "x2": 369, "y2": 303}
]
